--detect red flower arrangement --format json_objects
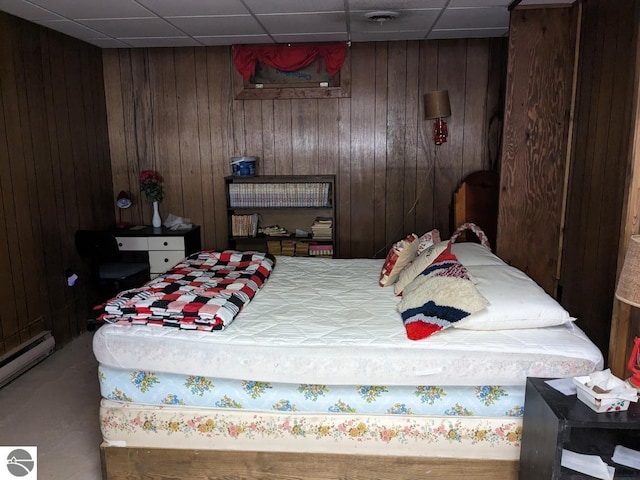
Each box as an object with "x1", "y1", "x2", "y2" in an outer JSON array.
[{"x1": 139, "y1": 170, "x2": 164, "y2": 203}]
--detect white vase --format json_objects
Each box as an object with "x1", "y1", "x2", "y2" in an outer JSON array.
[{"x1": 152, "y1": 201, "x2": 162, "y2": 228}]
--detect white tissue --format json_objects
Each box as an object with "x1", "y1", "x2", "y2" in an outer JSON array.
[
  {"x1": 164, "y1": 213, "x2": 192, "y2": 231},
  {"x1": 561, "y1": 450, "x2": 615, "y2": 480},
  {"x1": 612, "y1": 445, "x2": 640, "y2": 470},
  {"x1": 585, "y1": 369, "x2": 639, "y2": 401}
]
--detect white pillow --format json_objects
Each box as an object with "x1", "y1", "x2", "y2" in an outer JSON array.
[
  {"x1": 450, "y1": 242, "x2": 507, "y2": 267},
  {"x1": 453, "y1": 264, "x2": 574, "y2": 330}
]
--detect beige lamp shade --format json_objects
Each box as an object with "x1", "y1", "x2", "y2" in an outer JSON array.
[
  {"x1": 424, "y1": 90, "x2": 451, "y2": 120},
  {"x1": 616, "y1": 234, "x2": 640, "y2": 308}
]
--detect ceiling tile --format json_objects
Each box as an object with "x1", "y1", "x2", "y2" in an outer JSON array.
[
  {"x1": 437, "y1": 7, "x2": 509, "y2": 30},
  {"x1": 244, "y1": 0, "x2": 344, "y2": 14},
  {"x1": 195, "y1": 35, "x2": 273, "y2": 46},
  {"x1": 136, "y1": 0, "x2": 249, "y2": 17},
  {"x1": 350, "y1": 9, "x2": 439, "y2": 33},
  {"x1": 85, "y1": 38, "x2": 131, "y2": 48},
  {"x1": 77, "y1": 17, "x2": 183, "y2": 37},
  {"x1": 0, "y1": 0, "x2": 518, "y2": 48},
  {"x1": 349, "y1": 0, "x2": 446, "y2": 10},
  {"x1": 0, "y1": 0, "x2": 63, "y2": 21},
  {"x1": 272, "y1": 32, "x2": 349, "y2": 43},
  {"x1": 351, "y1": 30, "x2": 428, "y2": 42},
  {"x1": 119, "y1": 36, "x2": 202, "y2": 47},
  {"x1": 257, "y1": 12, "x2": 346, "y2": 34},
  {"x1": 37, "y1": 19, "x2": 110, "y2": 39},
  {"x1": 448, "y1": 0, "x2": 511, "y2": 6},
  {"x1": 28, "y1": 0, "x2": 152, "y2": 19},
  {"x1": 167, "y1": 15, "x2": 265, "y2": 36},
  {"x1": 519, "y1": 0, "x2": 575, "y2": 4}
]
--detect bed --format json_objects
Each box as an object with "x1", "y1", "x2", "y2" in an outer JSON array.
[{"x1": 92, "y1": 238, "x2": 603, "y2": 480}]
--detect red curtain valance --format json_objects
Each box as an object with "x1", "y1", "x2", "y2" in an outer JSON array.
[{"x1": 233, "y1": 43, "x2": 347, "y2": 81}]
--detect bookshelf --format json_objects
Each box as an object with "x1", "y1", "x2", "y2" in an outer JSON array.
[{"x1": 225, "y1": 175, "x2": 336, "y2": 257}]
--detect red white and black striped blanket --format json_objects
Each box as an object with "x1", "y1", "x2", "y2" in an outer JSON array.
[{"x1": 97, "y1": 250, "x2": 276, "y2": 331}]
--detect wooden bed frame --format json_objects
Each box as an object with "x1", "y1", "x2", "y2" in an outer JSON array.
[{"x1": 101, "y1": 445, "x2": 518, "y2": 479}]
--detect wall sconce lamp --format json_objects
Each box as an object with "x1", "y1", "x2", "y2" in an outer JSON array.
[
  {"x1": 424, "y1": 90, "x2": 451, "y2": 145},
  {"x1": 615, "y1": 234, "x2": 640, "y2": 388},
  {"x1": 115, "y1": 190, "x2": 132, "y2": 229}
]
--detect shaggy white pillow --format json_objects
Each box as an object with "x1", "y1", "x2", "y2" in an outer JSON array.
[{"x1": 394, "y1": 241, "x2": 448, "y2": 295}]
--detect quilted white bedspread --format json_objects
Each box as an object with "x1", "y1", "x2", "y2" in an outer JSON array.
[{"x1": 93, "y1": 249, "x2": 603, "y2": 386}]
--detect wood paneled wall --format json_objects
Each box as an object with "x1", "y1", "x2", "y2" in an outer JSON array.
[
  {"x1": 498, "y1": 0, "x2": 638, "y2": 359},
  {"x1": 562, "y1": 0, "x2": 638, "y2": 361},
  {"x1": 497, "y1": 5, "x2": 578, "y2": 294},
  {"x1": 104, "y1": 39, "x2": 507, "y2": 259},
  {"x1": 0, "y1": 12, "x2": 112, "y2": 353}
]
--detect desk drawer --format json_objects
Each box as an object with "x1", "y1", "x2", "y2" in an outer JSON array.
[
  {"x1": 116, "y1": 236, "x2": 148, "y2": 251},
  {"x1": 148, "y1": 236, "x2": 185, "y2": 251},
  {"x1": 149, "y1": 250, "x2": 186, "y2": 273}
]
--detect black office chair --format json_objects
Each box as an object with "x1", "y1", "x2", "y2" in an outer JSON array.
[{"x1": 75, "y1": 230, "x2": 150, "y2": 328}]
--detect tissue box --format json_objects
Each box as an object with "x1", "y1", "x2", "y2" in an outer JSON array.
[{"x1": 573, "y1": 376, "x2": 636, "y2": 413}]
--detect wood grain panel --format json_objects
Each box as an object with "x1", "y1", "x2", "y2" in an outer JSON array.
[
  {"x1": 0, "y1": 15, "x2": 23, "y2": 349},
  {"x1": 317, "y1": 99, "x2": 340, "y2": 176},
  {"x1": 273, "y1": 99, "x2": 293, "y2": 174},
  {"x1": 435, "y1": 40, "x2": 467, "y2": 237},
  {"x1": 403, "y1": 41, "x2": 421, "y2": 236},
  {"x1": 562, "y1": 0, "x2": 638, "y2": 360},
  {"x1": 205, "y1": 47, "x2": 233, "y2": 248},
  {"x1": 349, "y1": 42, "x2": 377, "y2": 257},
  {"x1": 242, "y1": 100, "x2": 263, "y2": 173},
  {"x1": 416, "y1": 41, "x2": 439, "y2": 234},
  {"x1": 385, "y1": 42, "x2": 407, "y2": 247},
  {"x1": 103, "y1": 40, "x2": 507, "y2": 260},
  {"x1": 0, "y1": 12, "x2": 112, "y2": 351},
  {"x1": 291, "y1": 99, "x2": 318, "y2": 175},
  {"x1": 175, "y1": 48, "x2": 203, "y2": 226},
  {"x1": 373, "y1": 43, "x2": 388, "y2": 255},
  {"x1": 498, "y1": 6, "x2": 577, "y2": 294},
  {"x1": 463, "y1": 39, "x2": 490, "y2": 175},
  {"x1": 102, "y1": 446, "x2": 518, "y2": 480},
  {"x1": 259, "y1": 99, "x2": 276, "y2": 175}
]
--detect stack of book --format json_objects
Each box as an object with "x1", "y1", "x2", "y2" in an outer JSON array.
[
  {"x1": 267, "y1": 240, "x2": 282, "y2": 256},
  {"x1": 281, "y1": 239, "x2": 295, "y2": 256},
  {"x1": 231, "y1": 214, "x2": 259, "y2": 237},
  {"x1": 259, "y1": 225, "x2": 288, "y2": 236},
  {"x1": 311, "y1": 217, "x2": 333, "y2": 240},
  {"x1": 228, "y1": 182, "x2": 331, "y2": 208},
  {"x1": 294, "y1": 242, "x2": 309, "y2": 256},
  {"x1": 309, "y1": 244, "x2": 333, "y2": 257}
]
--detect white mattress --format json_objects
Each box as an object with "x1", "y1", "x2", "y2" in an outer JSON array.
[{"x1": 93, "y1": 249, "x2": 603, "y2": 386}]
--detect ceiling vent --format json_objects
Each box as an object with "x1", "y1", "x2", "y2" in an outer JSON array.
[{"x1": 364, "y1": 11, "x2": 399, "y2": 24}]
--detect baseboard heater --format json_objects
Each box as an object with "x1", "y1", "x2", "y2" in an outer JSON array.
[{"x1": 0, "y1": 331, "x2": 55, "y2": 389}]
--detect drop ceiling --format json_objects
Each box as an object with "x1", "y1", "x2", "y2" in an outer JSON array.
[{"x1": 0, "y1": 0, "x2": 575, "y2": 48}]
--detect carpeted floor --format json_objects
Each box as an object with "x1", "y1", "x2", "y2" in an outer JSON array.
[{"x1": 0, "y1": 331, "x2": 102, "y2": 480}]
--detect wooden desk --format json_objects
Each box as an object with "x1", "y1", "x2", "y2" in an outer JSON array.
[{"x1": 113, "y1": 226, "x2": 201, "y2": 277}]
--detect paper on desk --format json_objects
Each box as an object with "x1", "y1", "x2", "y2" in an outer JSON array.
[
  {"x1": 545, "y1": 377, "x2": 577, "y2": 395},
  {"x1": 561, "y1": 449, "x2": 615, "y2": 480},
  {"x1": 612, "y1": 445, "x2": 640, "y2": 470}
]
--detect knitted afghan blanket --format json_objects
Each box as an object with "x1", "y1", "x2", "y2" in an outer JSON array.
[
  {"x1": 97, "y1": 250, "x2": 276, "y2": 331},
  {"x1": 398, "y1": 243, "x2": 488, "y2": 340}
]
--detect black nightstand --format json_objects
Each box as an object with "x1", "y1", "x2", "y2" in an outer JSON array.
[{"x1": 519, "y1": 377, "x2": 640, "y2": 479}]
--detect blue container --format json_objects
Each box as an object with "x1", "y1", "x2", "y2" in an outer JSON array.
[{"x1": 231, "y1": 157, "x2": 257, "y2": 177}]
